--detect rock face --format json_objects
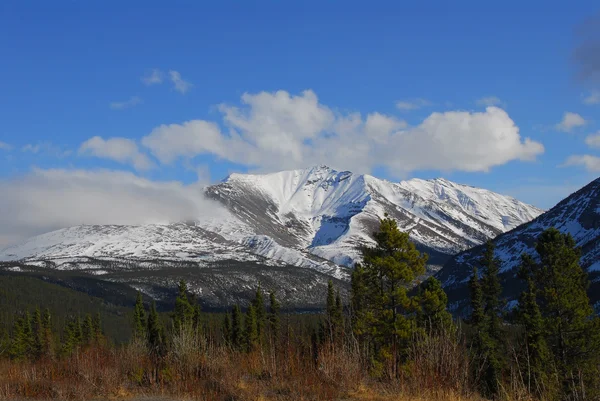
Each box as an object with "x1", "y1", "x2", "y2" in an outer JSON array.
[
  {"x1": 437, "y1": 177, "x2": 600, "y2": 316},
  {"x1": 0, "y1": 165, "x2": 542, "y2": 307}
]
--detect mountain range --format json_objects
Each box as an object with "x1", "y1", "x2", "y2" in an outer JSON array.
[
  {"x1": 0, "y1": 165, "x2": 547, "y2": 308},
  {"x1": 438, "y1": 176, "x2": 600, "y2": 315}
]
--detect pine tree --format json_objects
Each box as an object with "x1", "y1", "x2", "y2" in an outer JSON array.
[
  {"x1": 82, "y1": 314, "x2": 94, "y2": 346},
  {"x1": 468, "y1": 267, "x2": 484, "y2": 327},
  {"x1": 62, "y1": 316, "x2": 82, "y2": 356},
  {"x1": 351, "y1": 216, "x2": 428, "y2": 378},
  {"x1": 524, "y1": 228, "x2": 600, "y2": 398},
  {"x1": 173, "y1": 280, "x2": 194, "y2": 332},
  {"x1": 350, "y1": 263, "x2": 369, "y2": 343},
  {"x1": 244, "y1": 304, "x2": 259, "y2": 353},
  {"x1": 9, "y1": 314, "x2": 28, "y2": 360},
  {"x1": 147, "y1": 300, "x2": 165, "y2": 357},
  {"x1": 192, "y1": 304, "x2": 202, "y2": 334},
  {"x1": 479, "y1": 241, "x2": 505, "y2": 397},
  {"x1": 92, "y1": 312, "x2": 103, "y2": 345},
  {"x1": 416, "y1": 277, "x2": 453, "y2": 335},
  {"x1": 133, "y1": 291, "x2": 147, "y2": 340},
  {"x1": 517, "y1": 253, "x2": 555, "y2": 398},
  {"x1": 268, "y1": 291, "x2": 281, "y2": 346},
  {"x1": 33, "y1": 308, "x2": 43, "y2": 359},
  {"x1": 231, "y1": 304, "x2": 243, "y2": 351},
  {"x1": 41, "y1": 308, "x2": 53, "y2": 358}
]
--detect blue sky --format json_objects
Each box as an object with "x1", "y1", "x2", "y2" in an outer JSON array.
[{"x1": 0, "y1": 1, "x2": 599, "y2": 244}]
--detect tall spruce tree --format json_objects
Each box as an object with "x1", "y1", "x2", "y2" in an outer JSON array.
[
  {"x1": 33, "y1": 308, "x2": 43, "y2": 359},
  {"x1": 82, "y1": 314, "x2": 94, "y2": 346},
  {"x1": 517, "y1": 253, "x2": 555, "y2": 398},
  {"x1": 133, "y1": 292, "x2": 147, "y2": 340},
  {"x1": 416, "y1": 277, "x2": 453, "y2": 335},
  {"x1": 41, "y1": 309, "x2": 53, "y2": 358},
  {"x1": 147, "y1": 300, "x2": 165, "y2": 356},
  {"x1": 523, "y1": 228, "x2": 600, "y2": 399},
  {"x1": 479, "y1": 241, "x2": 505, "y2": 397},
  {"x1": 231, "y1": 304, "x2": 243, "y2": 351},
  {"x1": 350, "y1": 216, "x2": 428, "y2": 378},
  {"x1": 173, "y1": 280, "x2": 194, "y2": 332}
]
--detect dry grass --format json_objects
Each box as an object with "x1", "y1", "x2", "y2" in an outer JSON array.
[{"x1": 0, "y1": 329, "x2": 537, "y2": 401}]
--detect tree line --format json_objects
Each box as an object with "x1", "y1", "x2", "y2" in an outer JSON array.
[{"x1": 0, "y1": 217, "x2": 598, "y2": 401}]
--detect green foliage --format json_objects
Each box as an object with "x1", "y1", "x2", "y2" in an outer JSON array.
[
  {"x1": 252, "y1": 285, "x2": 266, "y2": 343},
  {"x1": 222, "y1": 312, "x2": 231, "y2": 346},
  {"x1": 416, "y1": 277, "x2": 453, "y2": 335},
  {"x1": 325, "y1": 280, "x2": 344, "y2": 342},
  {"x1": 350, "y1": 216, "x2": 428, "y2": 378},
  {"x1": 517, "y1": 253, "x2": 556, "y2": 398},
  {"x1": 147, "y1": 300, "x2": 166, "y2": 356},
  {"x1": 231, "y1": 304, "x2": 243, "y2": 350},
  {"x1": 133, "y1": 292, "x2": 147, "y2": 340},
  {"x1": 519, "y1": 228, "x2": 600, "y2": 399},
  {"x1": 172, "y1": 280, "x2": 194, "y2": 333},
  {"x1": 468, "y1": 241, "x2": 506, "y2": 398}
]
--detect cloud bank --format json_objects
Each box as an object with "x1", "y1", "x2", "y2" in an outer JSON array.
[{"x1": 142, "y1": 89, "x2": 543, "y2": 176}]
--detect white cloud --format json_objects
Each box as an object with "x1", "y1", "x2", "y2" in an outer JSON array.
[
  {"x1": 562, "y1": 154, "x2": 600, "y2": 172},
  {"x1": 476, "y1": 96, "x2": 503, "y2": 107},
  {"x1": 141, "y1": 69, "x2": 163, "y2": 85},
  {"x1": 22, "y1": 142, "x2": 71, "y2": 158},
  {"x1": 0, "y1": 141, "x2": 12, "y2": 150},
  {"x1": 583, "y1": 90, "x2": 600, "y2": 105},
  {"x1": 109, "y1": 96, "x2": 142, "y2": 110},
  {"x1": 142, "y1": 90, "x2": 544, "y2": 175},
  {"x1": 0, "y1": 168, "x2": 223, "y2": 247},
  {"x1": 585, "y1": 131, "x2": 600, "y2": 148},
  {"x1": 395, "y1": 98, "x2": 431, "y2": 111},
  {"x1": 79, "y1": 136, "x2": 153, "y2": 171},
  {"x1": 169, "y1": 70, "x2": 193, "y2": 94},
  {"x1": 555, "y1": 112, "x2": 586, "y2": 132}
]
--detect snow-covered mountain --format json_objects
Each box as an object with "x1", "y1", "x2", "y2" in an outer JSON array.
[
  {"x1": 1, "y1": 165, "x2": 542, "y2": 271},
  {"x1": 0, "y1": 166, "x2": 543, "y2": 306},
  {"x1": 206, "y1": 165, "x2": 542, "y2": 269},
  {"x1": 437, "y1": 176, "x2": 600, "y2": 315}
]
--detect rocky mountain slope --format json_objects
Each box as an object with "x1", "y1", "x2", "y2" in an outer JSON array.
[
  {"x1": 0, "y1": 165, "x2": 542, "y2": 307},
  {"x1": 438, "y1": 176, "x2": 600, "y2": 315}
]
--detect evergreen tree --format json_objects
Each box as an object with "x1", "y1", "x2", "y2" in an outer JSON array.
[
  {"x1": 479, "y1": 241, "x2": 505, "y2": 397},
  {"x1": 173, "y1": 280, "x2": 194, "y2": 332},
  {"x1": 244, "y1": 304, "x2": 259, "y2": 353},
  {"x1": 517, "y1": 253, "x2": 555, "y2": 398},
  {"x1": 524, "y1": 228, "x2": 600, "y2": 399},
  {"x1": 468, "y1": 267, "x2": 484, "y2": 327},
  {"x1": 350, "y1": 263, "x2": 369, "y2": 342},
  {"x1": 231, "y1": 304, "x2": 243, "y2": 351},
  {"x1": 41, "y1": 309, "x2": 53, "y2": 358},
  {"x1": 192, "y1": 304, "x2": 202, "y2": 334},
  {"x1": 62, "y1": 316, "x2": 82, "y2": 356},
  {"x1": 416, "y1": 277, "x2": 453, "y2": 335},
  {"x1": 268, "y1": 291, "x2": 280, "y2": 345},
  {"x1": 82, "y1": 314, "x2": 94, "y2": 346},
  {"x1": 132, "y1": 291, "x2": 147, "y2": 340},
  {"x1": 92, "y1": 312, "x2": 103, "y2": 345},
  {"x1": 147, "y1": 300, "x2": 165, "y2": 356},
  {"x1": 350, "y1": 216, "x2": 428, "y2": 378},
  {"x1": 33, "y1": 308, "x2": 43, "y2": 359},
  {"x1": 9, "y1": 314, "x2": 28, "y2": 360}
]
